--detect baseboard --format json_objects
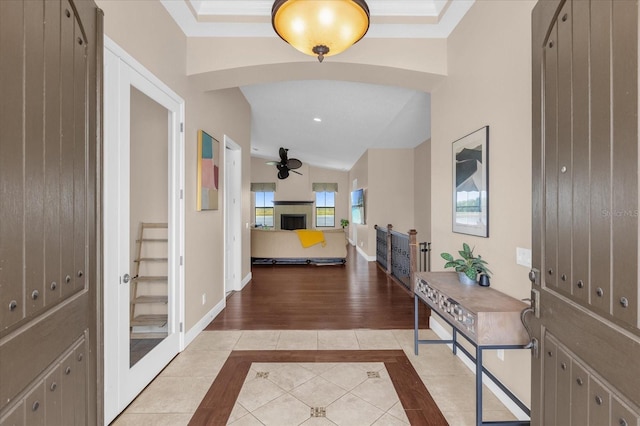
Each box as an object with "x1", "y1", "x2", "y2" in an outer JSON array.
[
  {"x1": 241, "y1": 272, "x2": 252, "y2": 289},
  {"x1": 429, "y1": 317, "x2": 530, "y2": 421},
  {"x1": 184, "y1": 298, "x2": 226, "y2": 349},
  {"x1": 184, "y1": 273, "x2": 250, "y2": 348},
  {"x1": 356, "y1": 245, "x2": 376, "y2": 262}
]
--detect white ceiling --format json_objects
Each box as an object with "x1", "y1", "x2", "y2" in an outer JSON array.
[
  {"x1": 241, "y1": 80, "x2": 431, "y2": 170},
  {"x1": 161, "y1": 0, "x2": 474, "y2": 170}
]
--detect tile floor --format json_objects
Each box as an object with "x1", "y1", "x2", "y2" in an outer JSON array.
[
  {"x1": 228, "y1": 362, "x2": 408, "y2": 425},
  {"x1": 112, "y1": 329, "x2": 519, "y2": 426}
]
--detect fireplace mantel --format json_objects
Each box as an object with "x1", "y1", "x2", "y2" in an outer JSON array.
[{"x1": 273, "y1": 201, "x2": 314, "y2": 205}]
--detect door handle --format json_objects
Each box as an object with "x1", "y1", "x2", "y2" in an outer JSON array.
[
  {"x1": 122, "y1": 273, "x2": 131, "y2": 284},
  {"x1": 519, "y1": 280, "x2": 541, "y2": 358},
  {"x1": 520, "y1": 306, "x2": 535, "y2": 346},
  {"x1": 520, "y1": 306, "x2": 538, "y2": 356}
]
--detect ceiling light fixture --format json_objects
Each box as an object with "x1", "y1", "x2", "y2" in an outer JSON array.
[
  {"x1": 313, "y1": 117, "x2": 322, "y2": 122},
  {"x1": 271, "y1": 0, "x2": 370, "y2": 63}
]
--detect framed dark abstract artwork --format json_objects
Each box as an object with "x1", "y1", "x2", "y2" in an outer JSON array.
[{"x1": 452, "y1": 126, "x2": 489, "y2": 237}]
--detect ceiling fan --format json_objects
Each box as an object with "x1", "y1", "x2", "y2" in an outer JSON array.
[{"x1": 266, "y1": 147, "x2": 303, "y2": 179}]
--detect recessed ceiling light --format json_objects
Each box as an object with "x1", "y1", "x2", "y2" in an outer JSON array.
[{"x1": 313, "y1": 117, "x2": 322, "y2": 122}]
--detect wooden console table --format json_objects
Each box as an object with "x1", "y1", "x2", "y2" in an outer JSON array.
[{"x1": 413, "y1": 271, "x2": 531, "y2": 426}]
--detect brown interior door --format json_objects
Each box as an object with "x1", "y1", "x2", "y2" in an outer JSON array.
[
  {"x1": 0, "y1": 0, "x2": 101, "y2": 424},
  {"x1": 531, "y1": 0, "x2": 640, "y2": 425}
]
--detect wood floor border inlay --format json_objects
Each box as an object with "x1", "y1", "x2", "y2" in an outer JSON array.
[{"x1": 189, "y1": 350, "x2": 448, "y2": 426}]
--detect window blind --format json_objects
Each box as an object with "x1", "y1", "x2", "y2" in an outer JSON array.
[
  {"x1": 251, "y1": 182, "x2": 276, "y2": 192},
  {"x1": 312, "y1": 182, "x2": 338, "y2": 192}
]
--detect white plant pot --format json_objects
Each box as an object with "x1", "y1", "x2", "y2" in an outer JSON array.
[{"x1": 458, "y1": 272, "x2": 477, "y2": 285}]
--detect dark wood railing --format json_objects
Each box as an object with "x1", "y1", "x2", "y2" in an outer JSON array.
[{"x1": 374, "y1": 224, "x2": 431, "y2": 294}]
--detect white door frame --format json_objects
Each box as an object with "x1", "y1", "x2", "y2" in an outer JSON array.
[
  {"x1": 224, "y1": 135, "x2": 243, "y2": 293},
  {"x1": 103, "y1": 37, "x2": 185, "y2": 424}
]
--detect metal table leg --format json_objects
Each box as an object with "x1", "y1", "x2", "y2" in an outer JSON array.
[
  {"x1": 414, "y1": 295, "x2": 419, "y2": 355},
  {"x1": 453, "y1": 328, "x2": 458, "y2": 355},
  {"x1": 476, "y1": 347, "x2": 483, "y2": 426},
  {"x1": 413, "y1": 292, "x2": 530, "y2": 426}
]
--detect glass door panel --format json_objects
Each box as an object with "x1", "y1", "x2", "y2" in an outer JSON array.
[{"x1": 129, "y1": 87, "x2": 169, "y2": 366}]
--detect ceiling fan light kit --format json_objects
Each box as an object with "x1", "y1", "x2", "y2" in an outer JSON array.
[{"x1": 271, "y1": 0, "x2": 370, "y2": 62}]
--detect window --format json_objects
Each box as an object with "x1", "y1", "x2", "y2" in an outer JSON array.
[
  {"x1": 255, "y1": 191, "x2": 274, "y2": 227},
  {"x1": 315, "y1": 191, "x2": 335, "y2": 227}
]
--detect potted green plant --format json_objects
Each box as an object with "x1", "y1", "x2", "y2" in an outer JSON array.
[
  {"x1": 441, "y1": 243, "x2": 492, "y2": 285},
  {"x1": 340, "y1": 219, "x2": 349, "y2": 229}
]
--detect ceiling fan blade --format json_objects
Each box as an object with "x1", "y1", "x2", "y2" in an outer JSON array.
[
  {"x1": 287, "y1": 158, "x2": 302, "y2": 169},
  {"x1": 277, "y1": 169, "x2": 289, "y2": 179},
  {"x1": 291, "y1": 169, "x2": 303, "y2": 175},
  {"x1": 265, "y1": 161, "x2": 280, "y2": 166}
]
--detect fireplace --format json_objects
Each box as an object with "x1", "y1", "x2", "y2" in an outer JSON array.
[
  {"x1": 281, "y1": 214, "x2": 307, "y2": 230},
  {"x1": 274, "y1": 201, "x2": 313, "y2": 230}
]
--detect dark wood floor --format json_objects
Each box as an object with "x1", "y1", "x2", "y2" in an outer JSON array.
[{"x1": 207, "y1": 245, "x2": 430, "y2": 330}]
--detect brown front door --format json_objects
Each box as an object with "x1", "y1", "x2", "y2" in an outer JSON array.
[
  {"x1": 530, "y1": 0, "x2": 640, "y2": 425},
  {"x1": 0, "y1": 0, "x2": 102, "y2": 424}
]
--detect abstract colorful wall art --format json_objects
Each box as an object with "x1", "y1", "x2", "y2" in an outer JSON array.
[{"x1": 197, "y1": 130, "x2": 220, "y2": 210}]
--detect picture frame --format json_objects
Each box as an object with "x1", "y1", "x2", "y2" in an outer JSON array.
[
  {"x1": 197, "y1": 129, "x2": 220, "y2": 211},
  {"x1": 350, "y1": 188, "x2": 365, "y2": 225},
  {"x1": 452, "y1": 126, "x2": 489, "y2": 237}
]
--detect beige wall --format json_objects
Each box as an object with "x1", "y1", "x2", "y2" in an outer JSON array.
[
  {"x1": 98, "y1": 0, "x2": 252, "y2": 332},
  {"x1": 187, "y1": 38, "x2": 447, "y2": 77},
  {"x1": 368, "y1": 149, "x2": 415, "y2": 250},
  {"x1": 187, "y1": 38, "x2": 447, "y2": 92},
  {"x1": 348, "y1": 150, "x2": 369, "y2": 248},
  {"x1": 250, "y1": 156, "x2": 349, "y2": 229},
  {"x1": 347, "y1": 149, "x2": 417, "y2": 257},
  {"x1": 185, "y1": 88, "x2": 252, "y2": 329},
  {"x1": 430, "y1": 0, "x2": 535, "y2": 405},
  {"x1": 414, "y1": 139, "x2": 431, "y2": 243},
  {"x1": 99, "y1": 0, "x2": 188, "y2": 95}
]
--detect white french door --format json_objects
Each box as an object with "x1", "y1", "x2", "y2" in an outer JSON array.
[{"x1": 103, "y1": 38, "x2": 185, "y2": 424}]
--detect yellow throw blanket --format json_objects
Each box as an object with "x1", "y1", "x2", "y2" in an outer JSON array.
[{"x1": 294, "y1": 230, "x2": 326, "y2": 248}]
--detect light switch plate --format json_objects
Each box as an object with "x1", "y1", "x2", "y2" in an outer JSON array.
[{"x1": 516, "y1": 247, "x2": 532, "y2": 268}]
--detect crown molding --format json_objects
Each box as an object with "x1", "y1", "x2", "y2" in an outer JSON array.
[{"x1": 160, "y1": 0, "x2": 474, "y2": 38}]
